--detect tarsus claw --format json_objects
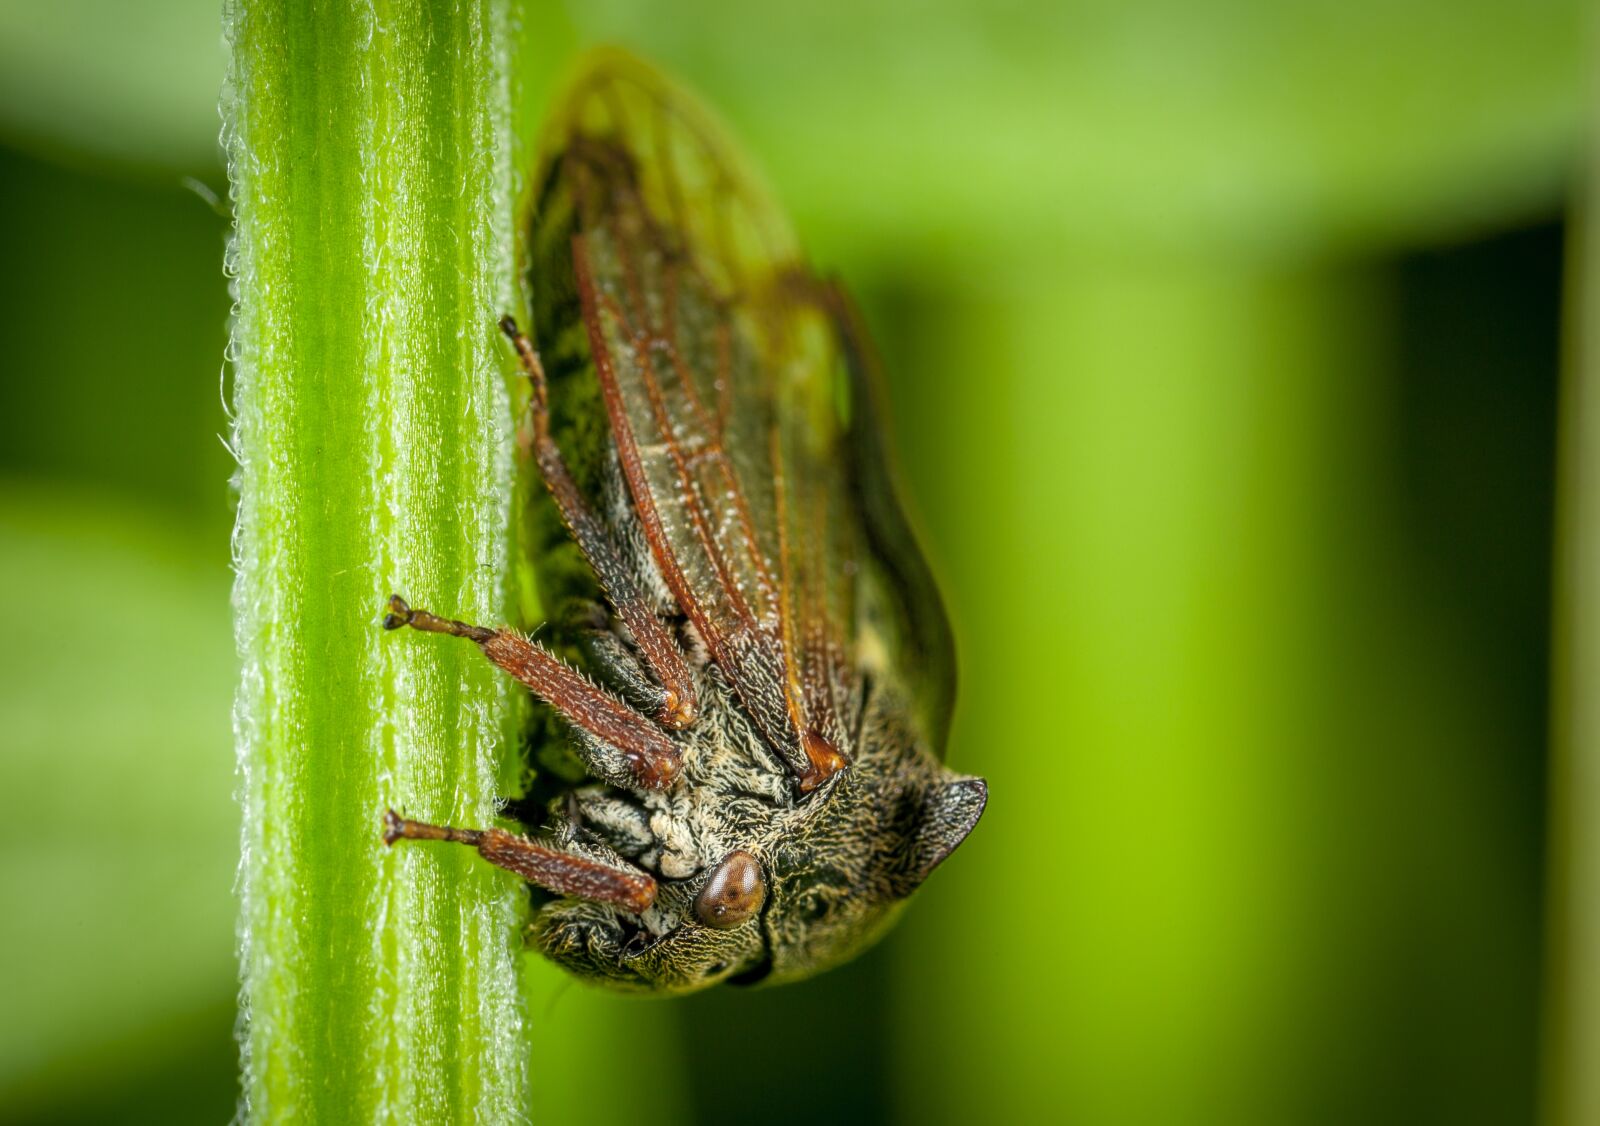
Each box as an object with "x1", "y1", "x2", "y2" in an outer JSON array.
[{"x1": 382, "y1": 595, "x2": 414, "y2": 630}]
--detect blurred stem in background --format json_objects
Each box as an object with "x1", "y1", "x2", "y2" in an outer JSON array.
[
  {"x1": 891, "y1": 263, "x2": 1351, "y2": 1124},
  {"x1": 225, "y1": 2, "x2": 530, "y2": 1119},
  {"x1": 886, "y1": 243, "x2": 1555, "y2": 1125},
  {"x1": 1547, "y1": 95, "x2": 1600, "y2": 1126},
  {"x1": 891, "y1": 262, "x2": 1364, "y2": 1124}
]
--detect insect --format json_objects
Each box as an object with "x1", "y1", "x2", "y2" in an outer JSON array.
[{"x1": 382, "y1": 50, "x2": 986, "y2": 993}]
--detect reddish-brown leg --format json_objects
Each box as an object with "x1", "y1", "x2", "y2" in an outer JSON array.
[
  {"x1": 384, "y1": 595, "x2": 682, "y2": 789},
  {"x1": 499, "y1": 315, "x2": 698, "y2": 731},
  {"x1": 568, "y1": 600, "x2": 671, "y2": 713},
  {"x1": 382, "y1": 809, "x2": 655, "y2": 913}
]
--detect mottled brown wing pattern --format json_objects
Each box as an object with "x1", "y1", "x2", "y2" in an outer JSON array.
[{"x1": 548, "y1": 60, "x2": 863, "y2": 790}]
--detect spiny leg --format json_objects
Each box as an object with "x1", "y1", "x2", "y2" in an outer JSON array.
[
  {"x1": 500, "y1": 314, "x2": 698, "y2": 730},
  {"x1": 384, "y1": 594, "x2": 682, "y2": 789},
  {"x1": 383, "y1": 809, "x2": 655, "y2": 913},
  {"x1": 565, "y1": 598, "x2": 675, "y2": 715}
]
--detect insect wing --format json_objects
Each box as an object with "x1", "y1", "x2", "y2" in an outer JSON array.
[{"x1": 534, "y1": 52, "x2": 947, "y2": 781}]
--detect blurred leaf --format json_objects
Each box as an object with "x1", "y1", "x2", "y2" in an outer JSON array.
[
  {"x1": 0, "y1": 486, "x2": 235, "y2": 1113},
  {"x1": 1546, "y1": 106, "x2": 1600, "y2": 1126},
  {"x1": 0, "y1": 0, "x2": 226, "y2": 175},
  {"x1": 2, "y1": 2, "x2": 1578, "y2": 252},
  {"x1": 575, "y1": 0, "x2": 1582, "y2": 257},
  {"x1": 0, "y1": 144, "x2": 232, "y2": 533}
]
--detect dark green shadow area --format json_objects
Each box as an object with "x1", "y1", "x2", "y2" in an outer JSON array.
[
  {"x1": 673, "y1": 933, "x2": 898, "y2": 1126},
  {"x1": 0, "y1": 143, "x2": 233, "y2": 537},
  {"x1": 0, "y1": 1000, "x2": 238, "y2": 1126}
]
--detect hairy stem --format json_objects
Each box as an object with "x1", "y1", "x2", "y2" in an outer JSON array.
[{"x1": 224, "y1": 1, "x2": 530, "y2": 1120}]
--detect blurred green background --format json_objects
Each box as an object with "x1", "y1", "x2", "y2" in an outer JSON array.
[{"x1": 0, "y1": 1, "x2": 1587, "y2": 1123}]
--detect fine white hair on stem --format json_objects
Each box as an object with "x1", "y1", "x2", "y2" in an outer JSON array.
[{"x1": 224, "y1": 2, "x2": 530, "y2": 1120}]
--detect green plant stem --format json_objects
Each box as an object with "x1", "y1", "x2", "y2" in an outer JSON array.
[{"x1": 225, "y1": 2, "x2": 529, "y2": 1120}]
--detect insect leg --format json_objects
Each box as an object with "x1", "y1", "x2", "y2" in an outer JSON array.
[
  {"x1": 499, "y1": 315, "x2": 698, "y2": 731},
  {"x1": 382, "y1": 809, "x2": 655, "y2": 913},
  {"x1": 563, "y1": 597, "x2": 675, "y2": 713},
  {"x1": 384, "y1": 595, "x2": 683, "y2": 789}
]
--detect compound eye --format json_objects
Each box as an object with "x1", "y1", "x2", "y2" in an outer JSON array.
[{"x1": 694, "y1": 849, "x2": 766, "y2": 930}]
